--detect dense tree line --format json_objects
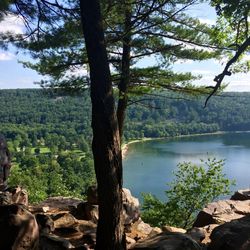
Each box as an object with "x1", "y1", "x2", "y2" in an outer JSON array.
[
  {"x1": 0, "y1": 89, "x2": 250, "y2": 143},
  {"x1": 124, "y1": 92, "x2": 250, "y2": 139}
]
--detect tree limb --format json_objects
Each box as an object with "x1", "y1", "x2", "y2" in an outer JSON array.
[{"x1": 205, "y1": 36, "x2": 250, "y2": 107}]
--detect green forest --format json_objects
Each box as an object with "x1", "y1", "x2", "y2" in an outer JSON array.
[{"x1": 1, "y1": 89, "x2": 250, "y2": 202}]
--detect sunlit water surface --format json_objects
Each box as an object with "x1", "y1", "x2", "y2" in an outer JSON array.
[{"x1": 124, "y1": 132, "x2": 250, "y2": 201}]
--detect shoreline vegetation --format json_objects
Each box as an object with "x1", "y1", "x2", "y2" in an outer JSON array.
[{"x1": 121, "y1": 130, "x2": 250, "y2": 159}]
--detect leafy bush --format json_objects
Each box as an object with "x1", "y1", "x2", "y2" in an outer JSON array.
[{"x1": 142, "y1": 158, "x2": 235, "y2": 229}]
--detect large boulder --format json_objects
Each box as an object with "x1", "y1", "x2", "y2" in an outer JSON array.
[
  {"x1": 0, "y1": 191, "x2": 12, "y2": 205},
  {"x1": 52, "y1": 212, "x2": 77, "y2": 229},
  {"x1": 31, "y1": 196, "x2": 82, "y2": 213},
  {"x1": 72, "y1": 202, "x2": 99, "y2": 223},
  {"x1": 123, "y1": 188, "x2": 140, "y2": 225},
  {"x1": 0, "y1": 135, "x2": 11, "y2": 191},
  {"x1": 73, "y1": 187, "x2": 140, "y2": 226},
  {"x1": 87, "y1": 186, "x2": 98, "y2": 205},
  {"x1": 193, "y1": 199, "x2": 250, "y2": 227},
  {"x1": 0, "y1": 204, "x2": 39, "y2": 250},
  {"x1": 132, "y1": 232, "x2": 202, "y2": 250},
  {"x1": 36, "y1": 213, "x2": 55, "y2": 234},
  {"x1": 127, "y1": 218, "x2": 153, "y2": 241},
  {"x1": 162, "y1": 225, "x2": 186, "y2": 234},
  {"x1": 39, "y1": 233, "x2": 76, "y2": 250},
  {"x1": 231, "y1": 189, "x2": 250, "y2": 201},
  {"x1": 208, "y1": 215, "x2": 250, "y2": 250}
]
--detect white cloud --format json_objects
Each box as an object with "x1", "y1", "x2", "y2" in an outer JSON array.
[
  {"x1": 0, "y1": 15, "x2": 24, "y2": 34},
  {"x1": 192, "y1": 69, "x2": 213, "y2": 75},
  {"x1": 198, "y1": 18, "x2": 216, "y2": 26},
  {"x1": 0, "y1": 51, "x2": 15, "y2": 61},
  {"x1": 175, "y1": 59, "x2": 194, "y2": 65},
  {"x1": 194, "y1": 71, "x2": 250, "y2": 91}
]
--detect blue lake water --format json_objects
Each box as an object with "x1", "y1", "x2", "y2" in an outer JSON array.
[{"x1": 123, "y1": 132, "x2": 250, "y2": 201}]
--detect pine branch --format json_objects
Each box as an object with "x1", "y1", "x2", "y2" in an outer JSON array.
[{"x1": 205, "y1": 36, "x2": 250, "y2": 107}]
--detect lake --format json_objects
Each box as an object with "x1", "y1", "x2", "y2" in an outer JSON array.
[{"x1": 123, "y1": 132, "x2": 250, "y2": 201}]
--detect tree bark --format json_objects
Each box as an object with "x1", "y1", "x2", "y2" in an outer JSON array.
[
  {"x1": 117, "y1": 6, "x2": 132, "y2": 141},
  {"x1": 79, "y1": 1, "x2": 125, "y2": 249}
]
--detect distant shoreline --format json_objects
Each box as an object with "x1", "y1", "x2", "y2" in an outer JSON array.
[{"x1": 121, "y1": 130, "x2": 250, "y2": 159}]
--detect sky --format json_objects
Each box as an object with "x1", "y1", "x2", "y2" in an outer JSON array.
[{"x1": 0, "y1": 3, "x2": 249, "y2": 91}]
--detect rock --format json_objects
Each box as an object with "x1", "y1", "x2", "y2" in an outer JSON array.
[
  {"x1": 82, "y1": 187, "x2": 140, "y2": 226},
  {"x1": 135, "y1": 218, "x2": 153, "y2": 235},
  {"x1": 39, "y1": 233, "x2": 75, "y2": 250},
  {"x1": 123, "y1": 188, "x2": 140, "y2": 225},
  {"x1": 127, "y1": 218, "x2": 153, "y2": 241},
  {"x1": 0, "y1": 191, "x2": 12, "y2": 205},
  {"x1": 77, "y1": 220, "x2": 97, "y2": 235},
  {"x1": 11, "y1": 186, "x2": 29, "y2": 206},
  {"x1": 53, "y1": 212, "x2": 77, "y2": 229},
  {"x1": 0, "y1": 204, "x2": 39, "y2": 250},
  {"x1": 231, "y1": 189, "x2": 250, "y2": 201},
  {"x1": 54, "y1": 227, "x2": 84, "y2": 242},
  {"x1": 87, "y1": 186, "x2": 98, "y2": 205},
  {"x1": 148, "y1": 227, "x2": 162, "y2": 237},
  {"x1": 127, "y1": 236, "x2": 136, "y2": 249},
  {"x1": 73, "y1": 202, "x2": 99, "y2": 223},
  {"x1": 0, "y1": 135, "x2": 11, "y2": 192},
  {"x1": 193, "y1": 199, "x2": 250, "y2": 227},
  {"x1": 132, "y1": 232, "x2": 202, "y2": 250},
  {"x1": 162, "y1": 225, "x2": 186, "y2": 234},
  {"x1": 0, "y1": 186, "x2": 28, "y2": 206},
  {"x1": 36, "y1": 213, "x2": 55, "y2": 233},
  {"x1": 32, "y1": 196, "x2": 82, "y2": 213},
  {"x1": 208, "y1": 215, "x2": 250, "y2": 250},
  {"x1": 187, "y1": 227, "x2": 206, "y2": 243},
  {"x1": 201, "y1": 224, "x2": 219, "y2": 245},
  {"x1": 29, "y1": 205, "x2": 50, "y2": 213}
]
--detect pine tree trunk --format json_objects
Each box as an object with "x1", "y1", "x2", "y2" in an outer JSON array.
[
  {"x1": 79, "y1": 1, "x2": 125, "y2": 249},
  {"x1": 117, "y1": 7, "x2": 132, "y2": 141}
]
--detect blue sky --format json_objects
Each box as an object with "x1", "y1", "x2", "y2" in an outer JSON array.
[{"x1": 0, "y1": 3, "x2": 249, "y2": 91}]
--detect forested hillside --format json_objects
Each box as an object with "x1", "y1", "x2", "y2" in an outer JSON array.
[
  {"x1": 124, "y1": 92, "x2": 250, "y2": 139},
  {"x1": 1, "y1": 89, "x2": 250, "y2": 202}
]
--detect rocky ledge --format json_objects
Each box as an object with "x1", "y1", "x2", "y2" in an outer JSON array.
[{"x1": 0, "y1": 188, "x2": 250, "y2": 250}]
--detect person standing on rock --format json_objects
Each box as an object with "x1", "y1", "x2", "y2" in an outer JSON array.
[{"x1": 0, "y1": 135, "x2": 11, "y2": 191}]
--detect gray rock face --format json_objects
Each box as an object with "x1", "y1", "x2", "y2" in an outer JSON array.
[
  {"x1": 123, "y1": 188, "x2": 140, "y2": 225},
  {"x1": 39, "y1": 233, "x2": 75, "y2": 250},
  {"x1": 231, "y1": 189, "x2": 250, "y2": 201},
  {"x1": 87, "y1": 186, "x2": 98, "y2": 205},
  {"x1": 0, "y1": 204, "x2": 39, "y2": 250},
  {"x1": 193, "y1": 199, "x2": 250, "y2": 227},
  {"x1": 32, "y1": 196, "x2": 82, "y2": 213},
  {"x1": 72, "y1": 202, "x2": 99, "y2": 223},
  {"x1": 36, "y1": 213, "x2": 55, "y2": 234},
  {"x1": 132, "y1": 232, "x2": 202, "y2": 250},
  {"x1": 0, "y1": 135, "x2": 11, "y2": 191},
  {"x1": 208, "y1": 215, "x2": 250, "y2": 250},
  {"x1": 52, "y1": 212, "x2": 77, "y2": 229}
]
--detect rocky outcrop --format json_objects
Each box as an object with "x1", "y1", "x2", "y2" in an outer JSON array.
[
  {"x1": 231, "y1": 189, "x2": 250, "y2": 201},
  {"x1": 193, "y1": 199, "x2": 250, "y2": 227},
  {"x1": 28, "y1": 187, "x2": 141, "y2": 249},
  {"x1": 123, "y1": 188, "x2": 140, "y2": 225},
  {"x1": 162, "y1": 225, "x2": 187, "y2": 234},
  {"x1": 2, "y1": 187, "x2": 250, "y2": 250},
  {"x1": 208, "y1": 215, "x2": 250, "y2": 250},
  {"x1": 192, "y1": 189, "x2": 250, "y2": 249},
  {"x1": 0, "y1": 204, "x2": 39, "y2": 250},
  {"x1": 30, "y1": 196, "x2": 82, "y2": 213},
  {"x1": 132, "y1": 232, "x2": 202, "y2": 250}
]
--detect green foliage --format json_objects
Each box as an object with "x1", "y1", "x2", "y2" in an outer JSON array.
[
  {"x1": 142, "y1": 158, "x2": 235, "y2": 229},
  {"x1": 9, "y1": 1, "x2": 220, "y2": 96},
  {"x1": 210, "y1": 0, "x2": 250, "y2": 74}
]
